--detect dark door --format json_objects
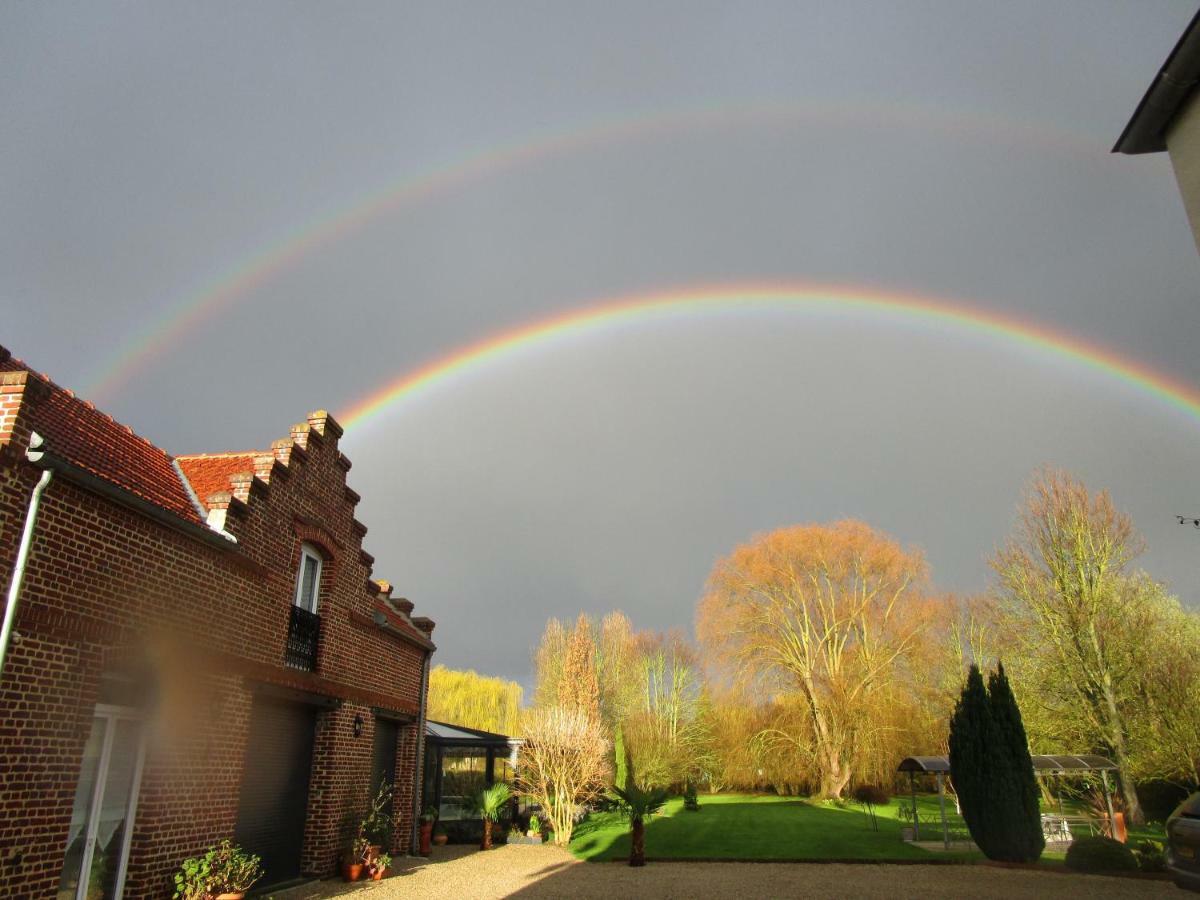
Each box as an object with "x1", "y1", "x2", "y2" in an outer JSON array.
[
  {"x1": 234, "y1": 697, "x2": 316, "y2": 887},
  {"x1": 372, "y1": 718, "x2": 399, "y2": 839}
]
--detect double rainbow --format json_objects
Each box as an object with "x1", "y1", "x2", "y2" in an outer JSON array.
[
  {"x1": 338, "y1": 283, "x2": 1200, "y2": 432},
  {"x1": 82, "y1": 100, "x2": 1109, "y2": 401}
]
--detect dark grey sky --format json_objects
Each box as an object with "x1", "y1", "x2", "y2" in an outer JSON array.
[{"x1": 5, "y1": 2, "x2": 1200, "y2": 684}]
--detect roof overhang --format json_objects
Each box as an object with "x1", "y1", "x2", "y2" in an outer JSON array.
[{"x1": 1115, "y1": 10, "x2": 1200, "y2": 154}]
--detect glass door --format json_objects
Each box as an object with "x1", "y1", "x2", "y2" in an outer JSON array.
[{"x1": 57, "y1": 706, "x2": 147, "y2": 900}]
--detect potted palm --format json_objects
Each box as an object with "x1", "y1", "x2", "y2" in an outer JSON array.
[
  {"x1": 467, "y1": 783, "x2": 511, "y2": 850},
  {"x1": 611, "y1": 785, "x2": 668, "y2": 867},
  {"x1": 419, "y1": 805, "x2": 438, "y2": 856},
  {"x1": 172, "y1": 840, "x2": 262, "y2": 900}
]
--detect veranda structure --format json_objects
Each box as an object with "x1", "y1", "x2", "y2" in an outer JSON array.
[
  {"x1": 896, "y1": 754, "x2": 1120, "y2": 849},
  {"x1": 423, "y1": 721, "x2": 521, "y2": 822}
]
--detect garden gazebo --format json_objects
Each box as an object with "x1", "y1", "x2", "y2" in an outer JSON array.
[{"x1": 896, "y1": 754, "x2": 1119, "y2": 849}]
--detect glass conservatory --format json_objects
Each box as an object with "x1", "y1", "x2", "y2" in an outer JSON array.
[{"x1": 423, "y1": 721, "x2": 521, "y2": 822}]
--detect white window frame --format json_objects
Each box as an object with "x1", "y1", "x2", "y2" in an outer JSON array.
[{"x1": 293, "y1": 543, "x2": 324, "y2": 614}]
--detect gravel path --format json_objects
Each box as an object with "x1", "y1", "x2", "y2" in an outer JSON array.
[{"x1": 273, "y1": 845, "x2": 1179, "y2": 899}]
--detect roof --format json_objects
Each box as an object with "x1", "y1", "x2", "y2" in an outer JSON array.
[
  {"x1": 1114, "y1": 10, "x2": 1200, "y2": 154},
  {"x1": 1, "y1": 350, "x2": 203, "y2": 526},
  {"x1": 898, "y1": 754, "x2": 1118, "y2": 774},
  {"x1": 425, "y1": 720, "x2": 517, "y2": 746},
  {"x1": 175, "y1": 453, "x2": 259, "y2": 511}
]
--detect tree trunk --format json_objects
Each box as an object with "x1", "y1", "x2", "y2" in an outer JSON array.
[
  {"x1": 481, "y1": 819, "x2": 493, "y2": 850},
  {"x1": 805, "y1": 678, "x2": 848, "y2": 799},
  {"x1": 1099, "y1": 672, "x2": 1144, "y2": 824},
  {"x1": 630, "y1": 817, "x2": 645, "y2": 866}
]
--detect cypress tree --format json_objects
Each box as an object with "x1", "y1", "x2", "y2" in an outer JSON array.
[
  {"x1": 949, "y1": 663, "x2": 1045, "y2": 862},
  {"x1": 987, "y1": 663, "x2": 1044, "y2": 862},
  {"x1": 948, "y1": 665, "x2": 992, "y2": 850}
]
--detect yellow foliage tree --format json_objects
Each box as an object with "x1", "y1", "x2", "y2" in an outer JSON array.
[{"x1": 427, "y1": 665, "x2": 523, "y2": 735}]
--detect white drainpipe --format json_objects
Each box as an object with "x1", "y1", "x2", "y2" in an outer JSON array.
[{"x1": 0, "y1": 433, "x2": 53, "y2": 677}]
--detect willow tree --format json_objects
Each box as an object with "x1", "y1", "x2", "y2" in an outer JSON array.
[
  {"x1": 698, "y1": 520, "x2": 932, "y2": 798},
  {"x1": 993, "y1": 471, "x2": 1151, "y2": 822},
  {"x1": 427, "y1": 665, "x2": 523, "y2": 734}
]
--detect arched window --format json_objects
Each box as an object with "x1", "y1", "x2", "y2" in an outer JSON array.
[{"x1": 293, "y1": 543, "x2": 323, "y2": 614}]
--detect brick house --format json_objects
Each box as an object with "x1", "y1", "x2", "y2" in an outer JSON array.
[{"x1": 0, "y1": 346, "x2": 435, "y2": 897}]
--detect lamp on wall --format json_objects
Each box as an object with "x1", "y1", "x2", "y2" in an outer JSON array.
[{"x1": 353, "y1": 714, "x2": 364, "y2": 738}]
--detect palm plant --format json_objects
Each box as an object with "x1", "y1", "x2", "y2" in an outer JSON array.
[
  {"x1": 467, "y1": 782, "x2": 512, "y2": 850},
  {"x1": 610, "y1": 785, "x2": 668, "y2": 866}
]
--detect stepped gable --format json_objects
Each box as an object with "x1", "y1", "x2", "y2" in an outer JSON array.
[
  {"x1": 0, "y1": 346, "x2": 202, "y2": 526},
  {"x1": 176, "y1": 409, "x2": 436, "y2": 647}
]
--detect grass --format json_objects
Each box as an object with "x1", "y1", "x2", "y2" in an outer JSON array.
[{"x1": 569, "y1": 792, "x2": 1167, "y2": 863}]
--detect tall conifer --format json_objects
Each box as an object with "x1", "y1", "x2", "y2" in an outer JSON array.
[
  {"x1": 948, "y1": 663, "x2": 1044, "y2": 862},
  {"x1": 948, "y1": 665, "x2": 992, "y2": 848},
  {"x1": 987, "y1": 664, "x2": 1044, "y2": 861}
]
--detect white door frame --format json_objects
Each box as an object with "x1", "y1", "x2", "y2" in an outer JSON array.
[{"x1": 74, "y1": 704, "x2": 147, "y2": 900}]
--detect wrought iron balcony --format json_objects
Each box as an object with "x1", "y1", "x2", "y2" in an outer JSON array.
[{"x1": 284, "y1": 605, "x2": 320, "y2": 671}]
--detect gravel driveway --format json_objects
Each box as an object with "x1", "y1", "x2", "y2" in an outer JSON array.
[{"x1": 273, "y1": 844, "x2": 1179, "y2": 899}]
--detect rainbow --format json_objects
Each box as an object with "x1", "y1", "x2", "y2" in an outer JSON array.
[
  {"x1": 81, "y1": 100, "x2": 1109, "y2": 401},
  {"x1": 338, "y1": 283, "x2": 1200, "y2": 432}
]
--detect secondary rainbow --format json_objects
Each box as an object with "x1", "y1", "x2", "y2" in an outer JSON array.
[
  {"x1": 338, "y1": 284, "x2": 1200, "y2": 432},
  {"x1": 82, "y1": 100, "x2": 1104, "y2": 401}
]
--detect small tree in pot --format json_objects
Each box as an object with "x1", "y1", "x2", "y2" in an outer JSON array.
[{"x1": 611, "y1": 785, "x2": 668, "y2": 867}]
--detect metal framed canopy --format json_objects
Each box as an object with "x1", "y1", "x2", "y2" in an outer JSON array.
[
  {"x1": 894, "y1": 753, "x2": 1119, "y2": 849},
  {"x1": 897, "y1": 754, "x2": 1117, "y2": 774}
]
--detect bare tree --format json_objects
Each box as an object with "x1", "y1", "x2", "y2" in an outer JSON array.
[{"x1": 516, "y1": 706, "x2": 610, "y2": 845}]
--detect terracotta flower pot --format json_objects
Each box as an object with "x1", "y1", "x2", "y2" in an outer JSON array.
[
  {"x1": 215, "y1": 894, "x2": 245, "y2": 900},
  {"x1": 433, "y1": 834, "x2": 448, "y2": 846},
  {"x1": 343, "y1": 862, "x2": 364, "y2": 882},
  {"x1": 371, "y1": 868, "x2": 385, "y2": 881}
]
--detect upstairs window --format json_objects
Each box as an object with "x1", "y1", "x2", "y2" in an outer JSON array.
[{"x1": 294, "y1": 543, "x2": 323, "y2": 614}]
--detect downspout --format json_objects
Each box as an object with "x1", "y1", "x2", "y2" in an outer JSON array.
[
  {"x1": 410, "y1": 647, "x2": 431, "y2": 854},
  {"x1": 0, "y1": 433, "x2": 53, "y2": 678}
]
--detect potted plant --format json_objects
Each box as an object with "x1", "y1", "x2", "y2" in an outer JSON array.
[
  {"x1": 363, "y1": 781, "x2": 394, "y2": 859},
  {"x1": 419, "y1": 804, "x2": 438, "y2": 856},
  {"x1": 172, "y1": 840, "x2": 262, "y2": 900},
  {"x1": 342, "y1": 782, "x2": 393, "y2": 880},
  {"x1": 432, "y1": 824, "x2": 449, "y2": 846},
  {"x1": 527, "y1": 814, "x2": 541, "y2": 839},
  {"x1": 342, "y1": 834, "x2": 369, "y2": 882},
  {"x1": 367, "y1": 852, "x2": 391, "y2": 881}
]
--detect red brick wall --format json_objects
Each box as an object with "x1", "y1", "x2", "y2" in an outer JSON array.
[{"x1": 0, "y1": 394, "x2": 432, "y2": 897}]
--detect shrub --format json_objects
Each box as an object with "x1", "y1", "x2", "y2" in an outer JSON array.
[
  {"x1": 1064, "y1": 836, "x2": 1139, "y2": 873},
  {"x1": 1133, "y1": 839, "x2": 1166, "y2": 873},
  {"x1": 172, "y1": 840, "x2": 262, "y2": 899},
  {"x1": 853, "y1": 784, "x2": 890, "y2": 806},
  {"x1": 683, "y1": 782, "x2": 700, "y2": 811}
]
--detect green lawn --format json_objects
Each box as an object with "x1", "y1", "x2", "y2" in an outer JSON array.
[
  {"x1": 571, "y1": 793, "x2": 972, "y2": 862},
  {"x1": 569, "y1": 792, "x2": 1165, "y2": 863}
]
